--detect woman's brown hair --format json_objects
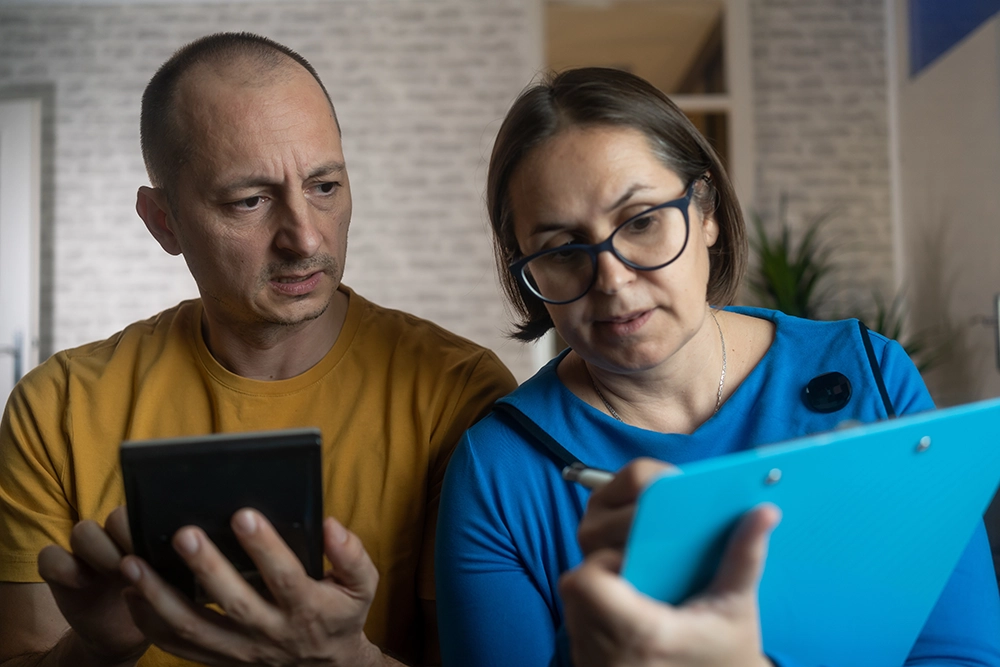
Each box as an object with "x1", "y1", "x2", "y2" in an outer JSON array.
[{"x1": 487, "y1": 67, "x2": 747, "y2": 341}]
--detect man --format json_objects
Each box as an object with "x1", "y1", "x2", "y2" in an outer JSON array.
[{"x1": 0, "y1": 32, "x2": 515, "y2": 667}]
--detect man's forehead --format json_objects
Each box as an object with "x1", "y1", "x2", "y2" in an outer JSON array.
[
  {"x1": 166, "y1": 60, "x2": 344, "y2": 190},
  {"x1": 174, "y1": 57, "x2": 309, "y2": 112},
  {"x1": 173, "y1": 61, "x2": 338, "y2": 141}
]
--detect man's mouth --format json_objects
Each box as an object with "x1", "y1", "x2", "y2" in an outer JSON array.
[
  {"x1": 273, "y1": 273, "x2": 318, "y2": 283},
  {"x1": 269, "y1": 271, "x2": 324, "y2": 295}
]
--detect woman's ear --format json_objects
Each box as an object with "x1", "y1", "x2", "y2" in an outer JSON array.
[
  {"x1": 696, "y1": 174, "x2": 720, "y2": 248},
  {"x1": 702, "y1": 210, "x2": 720, "y2": 248},
  {"x1": 136, "y1": 186, "x2": 183, "y2": 256}
]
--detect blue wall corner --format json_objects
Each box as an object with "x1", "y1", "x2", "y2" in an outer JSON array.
[{"x1": 909, "y1": 0, "x2": 1000, "y2": 77}]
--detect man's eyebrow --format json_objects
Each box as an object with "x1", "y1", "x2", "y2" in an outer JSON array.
[
  {"x1": 216, "y1": 162, "x2": 347, "y2": 195},
  {"x1": 306, "y1": 161, "x2": 347, "y2": 180}
]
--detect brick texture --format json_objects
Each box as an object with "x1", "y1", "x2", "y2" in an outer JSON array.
[
  {"x1": 750, "y1": 0, "x2": 894, "y2": 317},
  {"x1": 0, "y1": 1, "x2": 542, "y2": 380},
  {"x1": 0, "y1": 0, "x2": 897, "y2": 381}
]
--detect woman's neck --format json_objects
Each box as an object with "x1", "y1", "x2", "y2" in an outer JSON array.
[
  {"x1": 560, "y1": 310, "x2": 725, "y2": 434},
  {"x1": 558, "y1": 308, "x2": 776, "y2": 435}
]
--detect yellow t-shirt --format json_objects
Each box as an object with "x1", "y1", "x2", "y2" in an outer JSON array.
[{"x1": 0, "y1": 285, "x2": 516, "y2": 665}]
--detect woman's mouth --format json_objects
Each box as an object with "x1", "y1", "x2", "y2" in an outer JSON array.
[{"x1": 594, "y1": 309, "x2": 654, "y2": 336}]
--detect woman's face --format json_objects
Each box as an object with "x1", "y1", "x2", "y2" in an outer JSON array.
[{"x1": 509, "y1": 125, "x2": 719, "y2": 373}]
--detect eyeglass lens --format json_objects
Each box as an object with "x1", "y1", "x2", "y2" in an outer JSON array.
[{"x1": 522, "y1": 202, "x2": 689, "y2": 303}]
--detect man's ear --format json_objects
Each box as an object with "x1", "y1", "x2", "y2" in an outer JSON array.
[{"x1": 136, "y1": 186, "x2": 182, "y2": 256}]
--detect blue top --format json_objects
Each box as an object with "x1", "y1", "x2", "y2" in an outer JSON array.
[{"x1": 436, "y1": 307, "x2": 1000, "y2": 667}]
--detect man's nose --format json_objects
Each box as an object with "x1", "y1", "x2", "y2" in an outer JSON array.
[
  {"x1": 592, "y1": 249, "x2": 636, "y2": 294},
  {"x1": 274, "y1": 195, "x2": 322, "y2": 257}
]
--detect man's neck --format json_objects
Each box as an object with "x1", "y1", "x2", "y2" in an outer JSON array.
[{"x1": 201, "y1": 290, "x2": 350, "y2": 381}]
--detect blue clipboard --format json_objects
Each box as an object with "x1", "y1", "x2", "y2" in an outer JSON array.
[{"x1": 621, "y1": 397, "x2": 1000, "y2": 667}]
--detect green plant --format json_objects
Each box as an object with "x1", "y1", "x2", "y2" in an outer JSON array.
[
  {"x1": 746, "y1": 199, "x2": 945, "y2": 373},
  {"x1": 747, "y1": 198, "x2": 836, "y2": 319},
  {"x1": 866, "y1": 289, "x2": 945, "y2": 373}
]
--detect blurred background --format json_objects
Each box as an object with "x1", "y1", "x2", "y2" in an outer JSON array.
[
  {"x1": 2, "y1": 0, "x2": 999, "y2": 396},
  {"x1": 1, "y1": 0, "x2": 999, "y2": 589}
]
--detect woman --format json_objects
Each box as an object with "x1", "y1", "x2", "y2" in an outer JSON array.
[{"x1": 435, "y1": 67, "x2": 1000, "y2": 666}]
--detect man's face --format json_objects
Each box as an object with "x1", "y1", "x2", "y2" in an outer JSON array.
[{"x1": 164, "y1": 63, "x2": 351, "y2": 332}]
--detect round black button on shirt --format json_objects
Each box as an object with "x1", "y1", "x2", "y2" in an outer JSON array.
[{"x1": 803, "y1": 372, "x2": 852, "y2": 413}]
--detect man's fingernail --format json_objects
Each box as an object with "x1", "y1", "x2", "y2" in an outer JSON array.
[
  {"x1": 234, "y1": 509, "x2": 257, "y2": 535},
  {"x1": 329, "y1": 518, "x2": 348, "y2": 544},
  {"x1": 122, "y1": 558, "x2": 141, "y2": 583},
  {"x1": 176, "y1": 529, "x2": 199, "y2": 555}
]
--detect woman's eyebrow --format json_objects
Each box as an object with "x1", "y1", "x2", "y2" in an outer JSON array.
[
  {"x1": 604, "y1": 183, "x2": 653, "y2": 213},
  {"x1": 526, "y1": 184, "x2": 657, "y2": 237}
]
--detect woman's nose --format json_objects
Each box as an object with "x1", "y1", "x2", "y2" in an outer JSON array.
[{"x1": 592, "y1": 250, "x2": 636, "y2": 294}]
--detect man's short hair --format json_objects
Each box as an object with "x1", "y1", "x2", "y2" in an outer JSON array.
[{"x1": 140, "y1": 32, "x2": 340, "y2": 194}]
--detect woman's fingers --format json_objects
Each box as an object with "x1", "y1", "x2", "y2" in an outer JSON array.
[
  {"x1": 578, "y1": 458, "x2": 679, "y2": 556},
  {"x1": 707, "y1": 504, "x2": 781, "y2": 597},
  {"x1": 577, "y1": 504, "x2": 635, "y2": 555},
  {"x1": 587, "y1": 458, "x2": 676, "y2": 510}
]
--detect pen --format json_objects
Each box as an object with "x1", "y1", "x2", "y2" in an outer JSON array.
[{"x1": 562, "y1": 463, "x2": 614, "y2": 490}]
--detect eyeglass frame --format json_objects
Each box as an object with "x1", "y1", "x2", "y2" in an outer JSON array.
[{"x1": 508, "y1": 179, "x2": 696, "y2": 305}]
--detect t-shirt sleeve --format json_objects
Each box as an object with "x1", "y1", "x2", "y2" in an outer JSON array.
[
  {"x1": 0, "y1": 357, "x2": 74, "y2": 582},
  {"x1": 876, "y1": 337, "x2": 935, "y2": 416},
  {"x1": 436, "y1": 431, "x2": 560, "y2": 667},
  {"x1": 416, "y1": 349, "x2": 516, "y2": 601}
]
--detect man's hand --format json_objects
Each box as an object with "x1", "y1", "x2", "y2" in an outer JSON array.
[
  {"x1": 560, "y1": 504, "x2": 780, "y2": 667},
  {"x1": 576, "y1": 458, "x2": 678, "y2": 557},
  {"x1": 34, "y1": 506, "x2": 149, "y2": 666},
  {"x1": 121, "y1": 509, "x2": 391, "y2": 667}
]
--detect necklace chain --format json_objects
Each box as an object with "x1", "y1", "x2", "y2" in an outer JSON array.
[
  {"x1": 710, "y1": 309, "x2": 726, "y2": 414},
  {"x1": 591, "y1": 377, "x2": 624, "y2": 421},
  {"x1": 589, "y1": 309, "x2": 727, "y2": 423}
]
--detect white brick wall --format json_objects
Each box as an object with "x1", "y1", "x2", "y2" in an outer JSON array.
[
  {"x1": 0, "y1": 0, "x2": 544, "y2": 381},
  {"x1": 0, "y1": 0, "x2": 898, "y2": 382},
  {"x1": 750, "y1": 0, "x2": 895, "y2": 315}
]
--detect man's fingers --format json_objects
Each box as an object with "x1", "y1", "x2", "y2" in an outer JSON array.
[
  {"x1": 69, "y1": 520, "x2": 124, "y2": 575},
  {"x1": 322, "y1": 517, "x2": 379, "y2": 599},
  {"x1": 229, "y1": 509, "x2": 317, "y2": 614},
  {"x1": 105, "y1": 506, "x2": 133, "y2": 555},
  {"x1": 707, "y1": 504, "x2": 781, "y2": 596},
  {"x1": 37, "y1": 544, "x2": 93, "y2": 589},
  {"x1": 169, "y1": 523, "x2": 283, "y2": 630},
  {"x1": 122, "y1": 567, "x2": 260, "y2": 665}
]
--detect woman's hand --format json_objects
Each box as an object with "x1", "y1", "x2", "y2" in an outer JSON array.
[
  {"x1": 560, "y1": 504, "x2": 780, "y2": 667},
  {"x1": 577, "y1": 458, "x2": 678, "y2": 556}
]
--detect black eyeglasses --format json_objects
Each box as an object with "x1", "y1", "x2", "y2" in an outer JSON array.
[{"x1": 509, "y1": 180, "x2": 695, "y2": 305}]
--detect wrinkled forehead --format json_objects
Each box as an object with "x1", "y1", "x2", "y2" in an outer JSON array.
[
  {"x1": 172, "y1": 55, "x2": 306, "y2": 128},
  {"x1": 170, "y1": 60, "x2": 342, "y2": 179}
]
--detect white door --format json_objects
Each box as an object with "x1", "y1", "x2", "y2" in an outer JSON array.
[{"x1": 0, "y1": 98, "x2": 41, "y2": 409}]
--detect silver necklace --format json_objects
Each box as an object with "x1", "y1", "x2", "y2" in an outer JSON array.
[{"x1": 589, "y1": 309, "x2": 727, "y2": 422}]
